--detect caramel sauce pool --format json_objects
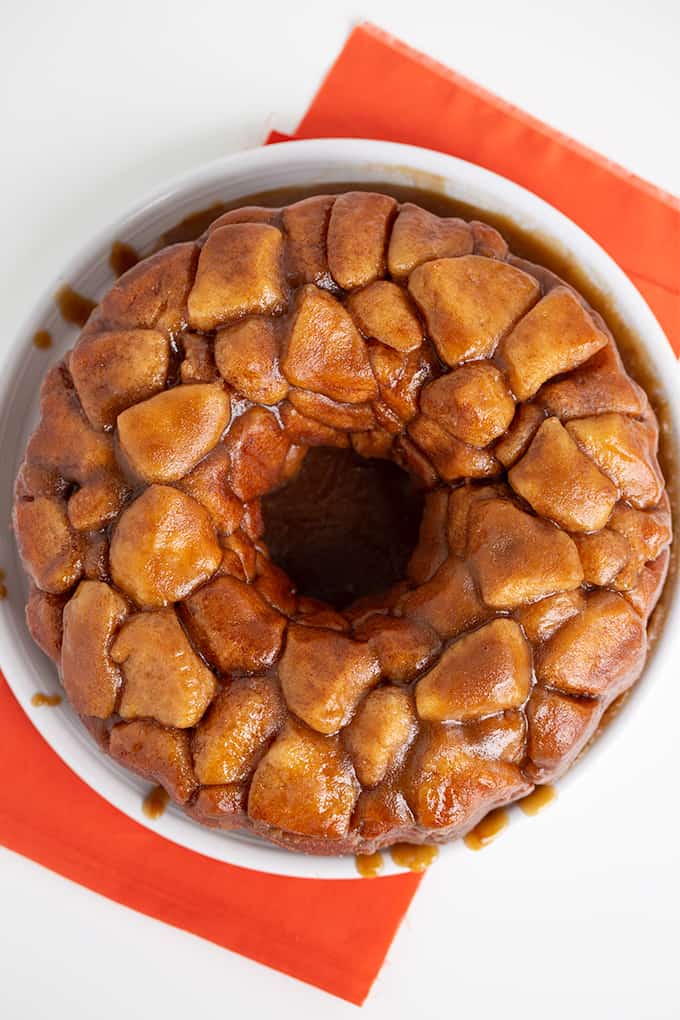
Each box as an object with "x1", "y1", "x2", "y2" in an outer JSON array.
[
  {"x1": 464, "y1": 808, "x2": 509, "y2": 850},
  {"x1": 109, "y1": 240, "x2": 140, "y2": 277},
  {"x1": 32, "y1": 329, "x2": 53, "y2": 350},
  {"x1": 355, "y1": 851, "x2": 384, "y2": 877},
  {"x1": 142, "y1": 785, "x2": 169, "y2": 819},
  {"x1": 31, "y1": 692, "x2": 62, "y2": 707},
  {"x1": 159, "y1": 202, "x2": 226, "y2": 245},
  {"x1": 55, "y1": 285, "x2": 96, "y2": 327},
  {"x1": 519, "y1": 785, "x2": 557, "y2": 816},
  {"x1": 389, "y1": 843, "x2": 439, "y2": 872}
]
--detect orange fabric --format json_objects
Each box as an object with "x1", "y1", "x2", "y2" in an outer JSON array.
[
  {"x1": 0, "y1": 677, "x2": 419, "y2": 1004},
  {"x1": 1, "y1": 21, "x2": 678, "y2": 1008}
]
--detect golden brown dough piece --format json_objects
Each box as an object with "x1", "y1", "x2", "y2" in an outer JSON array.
[{"x1": 13, "y1": 191, "x2": 671, "y2": 856}]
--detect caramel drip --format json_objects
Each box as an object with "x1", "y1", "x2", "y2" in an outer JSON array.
[
  {"x1": 389, "y1": 843, "x2": 439, "y2": 872},
  {"x1": 31, "y1": 692, "x2": 62, "y2": 707},
  {"x1": 32, "y1": 329, "x2": 53, "y2": 349},
  {"x1": 464, "y1": 808, "x2": 509, "y2": 850},
  {"x1": 142, "y1": 785, "x2": 169, "y2": 819},
  {"x1": 55, "y1": 285, "x2": 96, "y2": 326},
  {"x1": 160, "y1": 202, "x2": 228, "y2": 247},
  {"x1": 518, "y1": 784, "x2": 557, "y2": 816},
  {"x1": 109, "y1": 241, "x2": 140, "y2": 277},
  {"x1": 355, "y1": 851, "x2": 384, "y2": 878}
]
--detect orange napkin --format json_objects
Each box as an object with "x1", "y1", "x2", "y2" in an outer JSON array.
[{"x1": 1, "y1": 20, "x2": 678, "y2": 1009}]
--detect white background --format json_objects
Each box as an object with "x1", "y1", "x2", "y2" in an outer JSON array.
[{"x1": 2, "y1": 1, "x2": 679, "y2": 1017}]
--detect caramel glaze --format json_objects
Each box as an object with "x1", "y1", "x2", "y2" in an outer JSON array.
[
  {"x1": 389, "y1": 843, "x2": 439, "y2": 872},
  {"x1": 32, "y1": 329, "x2": 53, "y2": 350},
  {"x1": 109, "y1": 240, "x2": 140, "y2": 278},
  {"x1": 464, "y1": 808, "x2": 509, "y2": 850},
  {"x1": 31, "y1": 692, "x2": 62, "y2": 707},
  {"x1": 159, "y1": 202, "x2": 227, "y2": 246},
  {"x1": 355, "y1": 851, "x2": 384, "y2": 878},
  {"x1": 518, "y1": 784, "x2": 556, "y2": 816},
  {"x1": 142, "y1": 785, "x2": 169, "y2": 820},
  {"x1": 55, "y1": 285, "x2": 96, "y2": 327},
  {"x1": 161, "y1": 181, "x2": 677, "y2": 738}
]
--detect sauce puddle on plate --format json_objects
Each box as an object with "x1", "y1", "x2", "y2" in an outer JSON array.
[
  {"x1": 31, "y1": 692, "x2": 62, "y2": 707},
  {"x1": 142, "y1": 785, "x2": 169, "y2": 820},
  {"x1": 32, "y1": 329, "x2": 53, "y2": 350},
  {"x1": 55, "y1": 285, "x2": 96, "y2": 327},
  {"x1": 355, "y1": 851, "x2": 384, "y2": 878},
  {"x1": 389, "y1": 843, "x2": 439, "y2": 872},
  {"x1": 109, "y1": 240, "x2": 140, "y2": 277},
  {"x1": 464, "y1": 808, "x2": 509, "y2": 851},
  {"x1": 518, "y1": 785, "x2": 557, "y2": 816}
]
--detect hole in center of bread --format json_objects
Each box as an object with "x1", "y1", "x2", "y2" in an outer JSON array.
[{"x1": 261, "y1": 447, "x2": 424, "y2": 610}]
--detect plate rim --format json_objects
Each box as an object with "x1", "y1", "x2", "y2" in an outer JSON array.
[{"x1": 1, "y1": 136, "x2": 678, "y2": 880}]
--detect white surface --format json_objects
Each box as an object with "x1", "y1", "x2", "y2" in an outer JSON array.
[{"x1": 1, "y1": 1, "x2": 680, "y2": 1017}]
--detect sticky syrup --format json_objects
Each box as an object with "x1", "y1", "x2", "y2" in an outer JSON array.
[
  {"x1": 518, "y1": 785, "x2": 557, "y2": 816},
  {"x1": 159, "y1": 202, "x2": 229, "y2": 247},
  {"x1": 55, "y1": 285, "x2": 96, "y2": 327},
  {"x1": 32, "y1": 329, "x2": 53, "y2": 349},
  {"x1": 389, "y1": 843, "x2": 439, "y2": 872},
  {"x1": 355, "y1": 852, "x2": 384, "y2": 878},
  {"x1": 109, "y1": 240, "x2": 140, "y2": 277},
  {"x1": 30, "y1": 693, "x2": 62, "y2": 707},
  {"x1": 464, "y1": 808, "x2": 509, "y2": 850},
  {"x1": 142, "y1": 785, "x2": 169, "y2": 819}
]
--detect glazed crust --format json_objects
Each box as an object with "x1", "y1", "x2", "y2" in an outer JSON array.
[{"x1": 14, "y1": 192, "x2": 672, "y2": 855}]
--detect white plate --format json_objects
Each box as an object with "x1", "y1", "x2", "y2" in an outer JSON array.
[{"x1": 1, "y1": 138, "x2": 678, "y2": 880}]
